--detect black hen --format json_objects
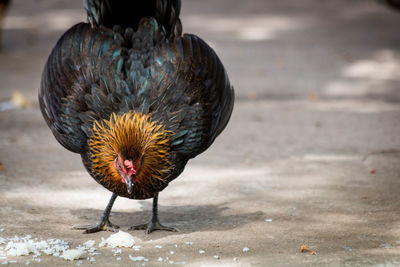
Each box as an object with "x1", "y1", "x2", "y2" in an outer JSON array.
[{"x1": 39, "y1": 0, "x2": 234, "y2": 233}]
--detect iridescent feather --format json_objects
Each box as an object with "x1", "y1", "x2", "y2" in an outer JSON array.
[{"x1": 39, "y1": 0, "x2": 234, "y2": 200}]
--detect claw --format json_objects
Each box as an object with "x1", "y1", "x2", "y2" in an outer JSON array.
[
  {"x1": 128, "y1": 193, "x2": 178, "y2": 234},
  {"x1": 72, "y1": 193, "x2": 119, "y2": 234},
  {"x1": 129, "y1": 221, "x2": 178, "y2": 234},
  {"x1": 73, "y1": 219, "x2": 120, "y2": 233}
]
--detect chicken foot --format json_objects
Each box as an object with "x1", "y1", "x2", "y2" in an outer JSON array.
[
  {"x1": 73, "y1": 193, "x2": 119, "y2": 233},
  {"x1": 129, "y1": 193, "x2": 178, "y2": 234}
]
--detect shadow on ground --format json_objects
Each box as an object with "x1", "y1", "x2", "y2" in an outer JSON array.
[{"x1": 71, "y1": 204, "x2": 265, "y2": 235}]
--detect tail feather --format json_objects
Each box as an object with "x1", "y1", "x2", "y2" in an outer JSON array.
[{"x1": 84, "y1": 0, "x2": 181, "y2": 37}]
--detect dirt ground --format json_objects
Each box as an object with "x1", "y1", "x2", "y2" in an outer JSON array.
[{"x1": 1, "y1": 0, "x2": 400, "y2": 266}]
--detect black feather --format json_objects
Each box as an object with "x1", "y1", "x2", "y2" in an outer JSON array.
[{"x1": 39, "y1": 0, "x2": 234, "y2": 199}]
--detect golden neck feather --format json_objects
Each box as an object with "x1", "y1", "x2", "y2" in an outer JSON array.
[{"x1": 89, "y1": 111, "x2": 172, "y2": 186}]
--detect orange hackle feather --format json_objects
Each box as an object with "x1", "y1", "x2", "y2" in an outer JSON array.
[{"x1": 88, "y1": 111, "x2": 173, "y2": 193}]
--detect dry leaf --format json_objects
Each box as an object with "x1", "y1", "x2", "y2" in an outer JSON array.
[{"x1": 299, "y1": 244, "x2": 311, "y2": 253}]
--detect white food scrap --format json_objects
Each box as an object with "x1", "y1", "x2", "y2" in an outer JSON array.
[
  {"x1": 129, "y1": 255, "x2": 148, "y2": 262},
  {"x1": 83, "y1": 240, "x2": 95, "y2": 248},
  {"x1": 60, "y1": 249, "x2": 85, "y2": 261},
  {"x1": 112, "y1": 248, "x2": 122, "y2": 256},
  {"x1": 99, "y1": 231, "x2": 135, "y2": 248}
]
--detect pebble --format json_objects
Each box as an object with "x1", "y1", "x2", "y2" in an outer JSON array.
[
  {"x1": 380, "y1": 243, "x2": 394, "y2": 249},
  {"x1": 343, "y1": 246, "x2": 352, "y2": 251}
]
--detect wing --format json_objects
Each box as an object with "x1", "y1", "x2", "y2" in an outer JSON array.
[
  {"x1": 147, "y1": 34, "x2": 234, "y2": 159},
  {"x1": 39, "y1": 21, "x2": 234, "y2": 159},
  {"x1": 39, "y1": 23, "x2": 127, "y2": 153}
]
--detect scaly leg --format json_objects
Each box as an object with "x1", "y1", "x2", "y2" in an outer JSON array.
[
  {"x1": 129, "y1": 193, "x2": 178, "y2": 234},
  {"x1": 73, "y1": 193, "x2": 119, "y2": 233}
]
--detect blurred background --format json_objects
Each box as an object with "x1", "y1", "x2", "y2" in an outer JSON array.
[
  {"x1": 1, "y1": 0, "x2": 400, "y2": 108},
  {"x1": 0, "y1": 0, "x2": 400, "y2": 265}
]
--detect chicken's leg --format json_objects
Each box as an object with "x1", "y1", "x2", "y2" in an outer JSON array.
[
  {"x1": 73, "y1": 193, "x2": 119, "y2": 233},
  {"x1": 129, "y1": 193, "x2": 178, "y2": 234}
]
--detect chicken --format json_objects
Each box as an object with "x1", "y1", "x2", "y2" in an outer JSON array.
[
  {"x1": 39, "y1": 0, "x2": 234, "y2": 234},
  {"x1": 0, "y1": 0, "x2": 10, "y2": 49}
]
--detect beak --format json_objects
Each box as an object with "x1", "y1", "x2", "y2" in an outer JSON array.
[
  {"x1": 126, "y1": 179, "x2": 133, "y2": 194},
  {"x1": 122, "y1": 175, "x2": 134, "y2": 194}
]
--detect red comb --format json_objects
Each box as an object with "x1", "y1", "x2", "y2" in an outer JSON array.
[{"x1": 124, "y1": 160, "x2": 133, "y2": 168}]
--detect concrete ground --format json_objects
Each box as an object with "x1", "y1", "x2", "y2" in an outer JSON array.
[{"x1": 1, "y1": 0, "x2": 400, "y2": 266}]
